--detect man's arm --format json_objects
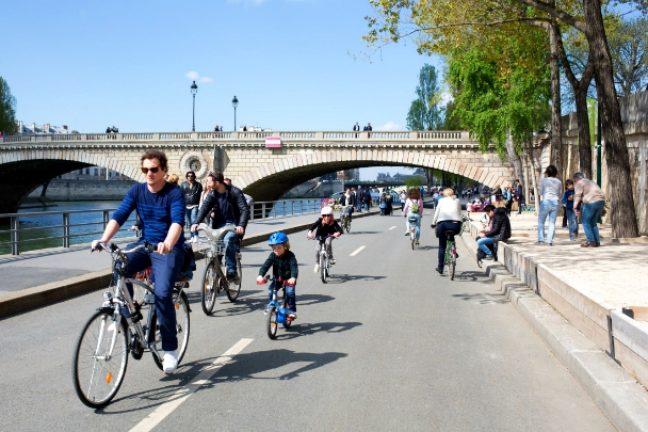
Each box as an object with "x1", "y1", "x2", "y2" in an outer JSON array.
[
  {"x1": 193, "y1": 192, "x2": 215, "y2": 227},
  {"x1": 159, "y1": 223, "x2": 183, "y2": 254}
]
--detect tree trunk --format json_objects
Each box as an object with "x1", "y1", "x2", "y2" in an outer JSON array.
[
  {"x1": 583, "y1": 0, "x2": 638, "y2": 238},
  {"x1": 506, "y1": 132, "x2": 524, "y2": 186},
  {"x1": 549, "y1": 20, "x2": 563, "y2": 175},
  {"x1": 573, "y1": 88, "x2": 593, "y2": 179}
]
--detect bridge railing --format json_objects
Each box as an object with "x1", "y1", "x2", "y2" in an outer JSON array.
[
  {"x1": 1, "y1": 130, "x2": 471, "y2": 144},
  {"x1": 0, "y1": 199, "x2": 325, "y2": 256}
]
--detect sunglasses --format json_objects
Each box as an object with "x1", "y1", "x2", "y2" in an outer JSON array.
[
  {"x1": 322, "y1": 214, "x2": 333, "y2": 218},
  {"x1": 141, "y1": 166, "x2": 161, "y2": 174}
]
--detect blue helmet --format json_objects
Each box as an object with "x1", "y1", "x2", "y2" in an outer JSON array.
[{"x1": 268, "y1": 231, "x2": 289, "y2": 245}]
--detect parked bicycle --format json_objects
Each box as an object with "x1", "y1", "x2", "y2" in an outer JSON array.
[
  {"x1": 72, "y1": 241, "x2": 191, "y2": 408},
  {"x1": 258, "y1": 276, "x2": 294, "y2": 339},
  {"x1": 194, "y1": 224, "x2": 242, "y2": 315}
]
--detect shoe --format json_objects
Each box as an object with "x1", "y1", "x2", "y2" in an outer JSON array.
[
  {"x1": 595, "y1": 241, "x2": 600, "y2": 247},
  {"x1": 405, "y1": 232, "x2": 410, "y2": 236},
  {"x1": 226, "y1": 272, "x2": 238, "y2": 282},
  {"x1": 581, "y1": 241, "x2": 597, "y2": 248},
  {"x1": 163, "y1": 350, "x2": 178, "y2": 374},
  {"x1": 476, "y1": 259, "x2": 482, "y2": 269},
  {"x1": 483, "y1": 255, "x2": 494, "y2": 260},
  {"x1": 288, "y1": 311, "x2": 297, "y2": 320},
  {"x1": 435, "y1": 267, "x2": 443, "y2": 274},
  {"x1": 330, "y1": 257, "x2": 336, "y2": 265},
  {"x1": 313, "y1": 264, "x2": 320, "y2": 273}
]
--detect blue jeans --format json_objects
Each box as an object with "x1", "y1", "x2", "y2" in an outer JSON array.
[
  {"x1": 268, "y1": 280, "x2": 296, "y2": 312},
  {"x1": 477, "y1": 236, "x2": 495, "y2": 257},
  {"x1": 185, "y1": 207, "x2": 199, "y2": 239},
  {"x1": 124, "y1": 240, "x2": 184, "y2": 351},
  {"x1": 435, "y1": 220, "x2": 461, "y2": 269},
  {"x1": 582, "y1": 200, "x2": 605, "y2": 242},
  {"x1": 538, "y1": 199, "x2": 559, "y2": 243},
  {"x1": 216, "y1": 223, "x2": 239, "y2": 275},
  {"x1": 406, "y1": 213, "x2": 421, "y2": 240},
  {"x1": 566, "y1": 208, "x2": 579, "y2": 240}
]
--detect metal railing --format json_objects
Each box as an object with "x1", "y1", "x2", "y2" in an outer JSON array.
[{"x1": 0, "y1": 199, "x2": 325, "y2": 256}]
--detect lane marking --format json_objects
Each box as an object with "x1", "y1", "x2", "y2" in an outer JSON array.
[
  {"x1": 349, "y1": 246, "x2": 365, "y2": 256},
  {"x1": 389, "y1": 226, "x2": 397, "y2": 230},
  {"x1": 130, "y1": 337, "x2": 254, "y2": 432}
]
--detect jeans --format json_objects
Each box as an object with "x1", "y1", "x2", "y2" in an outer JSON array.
[
  {"x1": 185, "y1": 206, "x2": 199, "y2": 239},
  {"x1": 477, "y1": 236, "x2": 496, "y2": 257},
  {"x1": 435, "y1": 221, "x2": 461, "y2": 269},
  {"x1": 582, "y1": 200, "x2": 605, "y2": 242},
  {"x1": 124, "y1": 240, "x2": 184, "y2": 351},
  {"x1": 538, "y1": 199, "x2": 559, "y2": 243},
  {"x1": 268, "y1": 280, "x2": 296, "y2": 312},
  {"x1": 215, "y1": 223, "x2": 239, "y2": 275},
  {"x1": 566, "y1": 208, "x2": 579, "y2": 240},
  {"x1": 406, "y1": 213, "x2": 421, "y2": 240}
]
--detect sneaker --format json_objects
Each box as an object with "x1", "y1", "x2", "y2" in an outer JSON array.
[
  {"x1": 435, "y1": 267, "x2": 443, "y2": 275},
  {"x1": 226, "y1": 272, "x2": 238, "y2": 282},
  {"x1": 329, "y1": 257, "x2": 336, "y2": 265},
  {"x1": 313, "y1": 264, "x2": 320, "y2": 273},
  {"x1": 476, "y1": 258, "x2": 483, "y2": 269},
  {"x1": 404, "y1": 232, "x2": 410, "y2": 236},
  {"x1": 483, "y1": 255, "x2": 494, "y2": 260},
  {"x1": 163, "y1": 350, "x2": 178, "y2": 374},
  {"x1": 288, "y1": 311, "x2": 297, "y2": 320}
]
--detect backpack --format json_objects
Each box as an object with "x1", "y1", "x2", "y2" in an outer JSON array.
[{"x1": 410, "y1": 200, "x2": 419, "y2": 214}]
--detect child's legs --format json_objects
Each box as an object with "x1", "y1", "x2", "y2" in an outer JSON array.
[{"x1": 285, "y1": 284, "x2": 296, "y2": 311}]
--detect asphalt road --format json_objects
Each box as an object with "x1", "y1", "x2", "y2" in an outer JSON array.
[{"x1": 0, "y1": 214, "x2": 615, "y2": 432}]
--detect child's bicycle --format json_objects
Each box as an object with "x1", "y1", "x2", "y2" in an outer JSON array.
[
  {"x1": 72, "y1": 241, "x2": 191, "y2": 408},
  {"x1": 194, "y1": 224, "x2": 242, "y2": 315},
  {"x1": 313, "y1": 235, "x2": 335, "y2": 283},
  {"x1": 258, "y1": 276, "x2": 294, "y2": 339}
]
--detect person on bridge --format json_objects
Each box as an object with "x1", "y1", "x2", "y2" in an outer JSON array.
[
  {"x1": 257, "y1": 231, "x2": 299, "y2": 319},
  {"x1": 92, "y1": 149, "x2": 185, "y2": 374},
  {"x1": 431, "y1": 187, "x2": 463, "y2": 274},
  {"x1": 191, "y1": 171, "x2": 250, "y2": 282},
  {"x1": 181, "y1": 171, "x2": 202, "y2": 243},
  {"x1": 307, "y1": 206, "x2": 343, "y2": 273}
]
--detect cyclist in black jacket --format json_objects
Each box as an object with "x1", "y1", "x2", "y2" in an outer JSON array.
[
  {"x1": 306, "y1": 206, "x2": 343, "y2": 273},
  {"x1": 192, "y1": 172, "x2": 250, "y2": 281}
]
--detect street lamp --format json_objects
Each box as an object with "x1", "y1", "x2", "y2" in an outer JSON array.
[
  {"x1": 190, "y1": 80, "x2": 198, "y2": 132},
  {"x1": 232, "y1": 95, "x2": 239, "y2": 131}
]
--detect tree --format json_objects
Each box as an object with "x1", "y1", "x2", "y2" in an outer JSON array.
[
  {"x1": 406, "y1": 64, "x2": 443, "y2": 130},
  {"x1": 366, "y1": 0, "x2": 642, "y2": 237},
  {"x1": 0, "y1": 77, "x2": 18, "y2": 136},
  {"x1": 607, "y1": 17, "x2": 648, "y2": 97}
]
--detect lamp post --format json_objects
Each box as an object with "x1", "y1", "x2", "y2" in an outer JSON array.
[
  {"x1": 190, "y1": 80, "x2": 198, "y2": 132},
  {"x1": 232, "y1": 95, "x2": 239, "y2": 131}
]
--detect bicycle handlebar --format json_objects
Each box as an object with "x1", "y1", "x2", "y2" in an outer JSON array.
[{"x1": 194, "y1": 223, "x2": 236, "y2": 242}]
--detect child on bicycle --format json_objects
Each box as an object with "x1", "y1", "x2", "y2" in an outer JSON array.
[
  {"x1": 307, "y1": 206, "x2": 343, "y2": 273},
  {"x1": 256, "y1": 231, "x2": 299, "y2": 319}
]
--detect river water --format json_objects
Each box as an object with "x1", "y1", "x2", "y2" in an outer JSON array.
[{"x1": 0, "y1": 198, "x2": 323, "y2": 255}]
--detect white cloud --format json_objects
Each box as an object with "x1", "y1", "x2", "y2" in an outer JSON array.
[
  {"x1": 439, "y1": 91, "x2": 453, "y2": 107},
  {"x1": 226, "y1": 0, "x2": 269, "y2": 5},
  {"x1": 377, "y1": 121, "x2": 401, "y2": 131},
  {"x1": 185, "y1": 71, "x2": 213, "y2": 85}
]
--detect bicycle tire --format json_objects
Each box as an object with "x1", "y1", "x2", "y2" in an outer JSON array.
[
  {"x1": 267, "y1": 306, "x2": 279, "y2": 339},
  {"x1": 320, "y1": 252, "x2": 327, "y2": 283},
  {"x1": 200, "y1": 261, "x2": 218, "y2": 315},
  {"x1": 72, "y1": 310, "x2": 128, "y2": 408},
  {"x1": 450, "y1": 255, "x2": 457, "y2": 280},
  {"x1": 150, "y1": 291, "x2": 191, "y2": 371},
  {"x1": 226, "y1": 255, "x2": 242, "y2": 302}
]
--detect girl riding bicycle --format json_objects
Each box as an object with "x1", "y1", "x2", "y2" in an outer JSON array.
[
  {"x1": 256, "y1": 232, "x2": 299, "y2": 319},
  {"x1": 402, "y1": 187, "x2": 423, "y2": 244},
  {"x1": 307, "y1": 206, "x2": 343, "y2": 273}
]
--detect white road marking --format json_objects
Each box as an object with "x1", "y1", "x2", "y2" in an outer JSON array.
[
  {"x1": 130, "y1": 338, "x2": 254, "y2": 432},
  {"x1": 349, "y1": 246, "x2": 365, "y2": 256},
  {"x1": 389, "y1": 226, "x2": 397, "y2": 230}
]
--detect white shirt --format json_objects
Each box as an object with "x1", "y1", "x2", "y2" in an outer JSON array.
[{"x1": 432, "y1": 196, "x2": 463, "y2": 224}]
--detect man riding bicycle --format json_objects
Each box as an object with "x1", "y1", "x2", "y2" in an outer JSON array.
[
  {"x1": 431, "y1": 187, "x2": 463, "y2": 275},
  {"x1": 307, "y1": 206, "x2": 343, "y2": 273},
  {"x1": 93, "y1": 149, "x2": 185, "y2": 374},
  {"x1": 191, "y1": 171, "x2": 250, "y2": 282}
]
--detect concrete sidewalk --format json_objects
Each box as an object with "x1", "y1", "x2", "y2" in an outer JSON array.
[{"x1": 461, "y1": 210, "x2": 648, "y2": 432}]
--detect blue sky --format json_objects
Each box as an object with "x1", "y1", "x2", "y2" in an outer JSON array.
[{"x1": 2, "y1": 0, "x2": 444, "y2": 179}]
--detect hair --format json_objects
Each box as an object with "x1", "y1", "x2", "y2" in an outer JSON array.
[
  {"x1": 166, "y1": 173, "x2": 180, "y2": 185},
  {"x1": 185, "y1": 170, "x2": 196, "y2": 178},
  {"x1": 141, "y1": 149, "x2": 168, "y2": 171},
  {"x1": 408, "y1": 187, "x2": 420, "y2": 198},
  {"x1": 442, "y1": 187, "x2": 455, "y2": 198},
  {"x1": 544, "y1": 164, "x2": 558, "y2": 177},
  {"x1": 573, "y1": 172, "x2": 586, "y2": 180},
  {"x1": 208, "y1": 171, "x2": 225, "y2": 183},
  {"x1": 281, "y1": 241, "x2": 291, "y2": 251},
  {"x1": 565, "y1": 179, "x2": 574, "y2": 186},
  {"x1": 483, "y1": 204, "x2": 495, "y2": 213}
]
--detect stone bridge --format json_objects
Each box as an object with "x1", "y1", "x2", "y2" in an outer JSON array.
[{"x1": 0, "y1": 130, "x2": 515, "y2": 213}]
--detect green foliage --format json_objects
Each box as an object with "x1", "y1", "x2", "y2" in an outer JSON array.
[
  {"x1": 406, "y1": 64, "x2": 443, "y2": 130},
  {"x1": 0, "y1": 77, "x2": 18, "y2": 136},
  {"x1": 405, "y1": 177, "x2": 423, "y2": 189}
]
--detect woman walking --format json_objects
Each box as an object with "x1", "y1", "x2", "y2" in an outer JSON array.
[
  {"x1": 537, "y1": 165, "x2": 563, "y2": 246},
  {"x1": 572, "y1": 172, "x2": 606, "y2": 247}
]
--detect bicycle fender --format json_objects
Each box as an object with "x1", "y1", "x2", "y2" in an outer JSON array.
[{"x1": 180, "y1": 290, "x2": 192, "y2": 313}]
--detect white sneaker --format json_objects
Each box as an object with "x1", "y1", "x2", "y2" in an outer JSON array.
[
  {"x1": 313, "y1": 264, "x2": 320, "y2": 273},
  {"x1": 163, "y1": 350, "x2": 178, "y2": 374}
]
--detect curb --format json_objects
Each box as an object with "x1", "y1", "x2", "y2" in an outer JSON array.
[{"x1": 0, "y1": 211, "x2": 377, "y2": 319}]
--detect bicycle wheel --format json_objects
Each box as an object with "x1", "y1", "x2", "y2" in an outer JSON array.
[
  {"x1": 72, "y1": 310, "x2": 128, "y2": 408},
  {"x1": 200, "y1": 261, "x2": 218, "y2": 315},
  {"x1": 150, "y1": 291, "x2": 191, "y2": 370},
  {"x1": 226, "y1": 255, "x2": 242, "y2": 302},
  {"x1": 320, "y1": 252, "x2": 327, "y2": 283},
  {"x1": 447, "y1": 242, "x2": 457, "y2": 280},
  {"x1": 266, "y1": 306, "x2": 279, "y2": 339}
]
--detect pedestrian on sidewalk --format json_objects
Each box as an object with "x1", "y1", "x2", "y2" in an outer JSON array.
[
  {"x1": 572, "y1": 172, "x2": 606, "y2": 247},
  {"x1": 562, "y1": 179, "x2": 579, "y2": 241},
  {"x1": 537, "y1": 165, "x2": 562, "y2": 246}
]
